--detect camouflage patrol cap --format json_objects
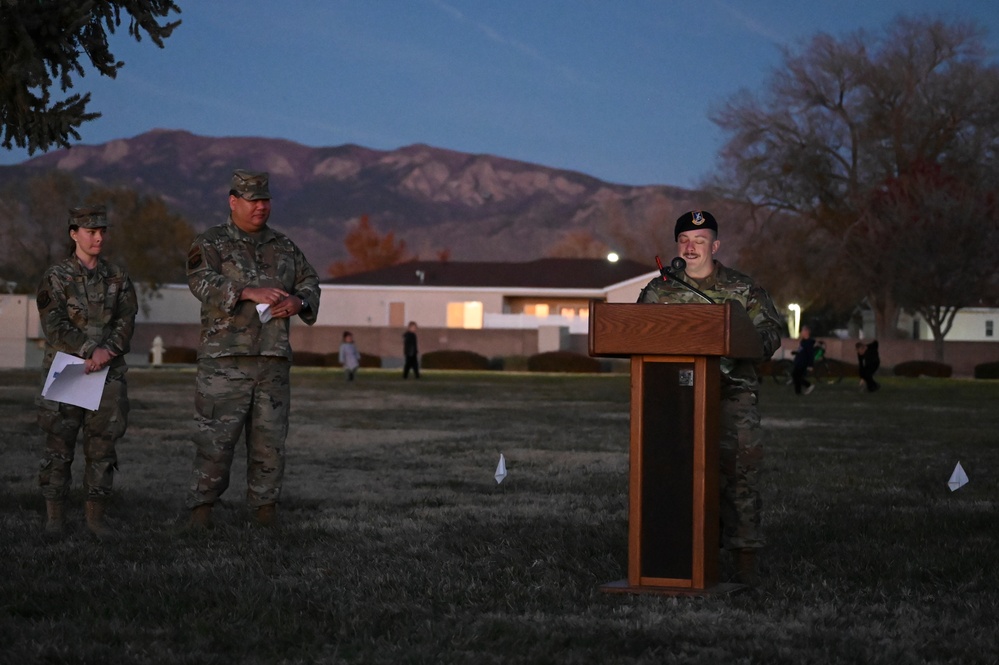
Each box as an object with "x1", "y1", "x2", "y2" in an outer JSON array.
[
  {"x1": 230, "y1": 170, "x2": 271, "y2": 200},
  {"x1": 674, "y1": 210, "x2": 718, "y2": 240},
  {"x1": 68, "y1": 206, "x2": 108, "y2": 229}
]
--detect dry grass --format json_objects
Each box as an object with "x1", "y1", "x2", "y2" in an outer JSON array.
[{"x1": 1, "y1": 367, "x2": 997, "y2": 664}]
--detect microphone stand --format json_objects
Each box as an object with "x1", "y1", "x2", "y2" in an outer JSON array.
[{"x1": 655, "y1": 256, "x2": 716, "y2": 304}]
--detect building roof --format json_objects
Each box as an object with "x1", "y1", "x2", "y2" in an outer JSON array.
[{"x1": 325, "y1": 258, "x2": 657, "y2": 289}]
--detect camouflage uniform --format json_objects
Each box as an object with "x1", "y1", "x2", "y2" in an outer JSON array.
[
  {"x1": 36, "y1": 248, "x2": 138, "y2": 501},
  {"x1": 186, "y1": 173, "x2": 320, "y2": 510},
  {"x1": 639, "y1": 260, "x2": 783, "y2": 550}
]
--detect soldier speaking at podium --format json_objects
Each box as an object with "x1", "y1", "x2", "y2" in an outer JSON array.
[{"x1": 639, "y1": 210, "x2": 783, "y2": 585}]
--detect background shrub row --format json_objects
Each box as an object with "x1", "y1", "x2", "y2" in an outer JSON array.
[
  {"x1": 154, "y1": 347, "x2": 999, "y2": 379},
  {"x1": 892, "y1": 360, "x2": 953, "y2": 378}
]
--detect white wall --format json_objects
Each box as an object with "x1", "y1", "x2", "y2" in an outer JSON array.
[
  {"x1": 136, "y1": 279, "x2": 660, "y2": 330},
  {"x1": 136, "y1": 284, "x2": 201, "y2": 323},
  {"x1": 913, "y1": 308, "x2": 997, "y2": 342},
  {"x1": 315, "y1": 286, "x2": 507, "y2": 328},
  {"x1": 0, "y1": 295, "x2": 44, "y2": 369},
  {"x1": 606, "y1": 272, "x2": 658, "y2": 303}
]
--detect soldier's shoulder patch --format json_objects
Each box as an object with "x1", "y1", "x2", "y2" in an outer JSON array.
[
  {"x1": 37, "y1": 290, "x2": 51, "y2": 309},
  {"x1": 188, "y1": 247, "x2": 203, "y2": 270}
]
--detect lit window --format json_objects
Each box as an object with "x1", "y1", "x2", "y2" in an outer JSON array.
[
  {"x1": 560, "y1": 307, "x2": 576, "y2": 318},
  {"x1": 524, "y1": 304, "x2": 550, "y2": 317},
  {"x1": 446, "y1": 302, "x2": 483, "y2": 329}
]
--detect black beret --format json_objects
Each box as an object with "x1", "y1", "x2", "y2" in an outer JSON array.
[{"x1": 674, "y1": 210, "x2": 718, "y2": 241}]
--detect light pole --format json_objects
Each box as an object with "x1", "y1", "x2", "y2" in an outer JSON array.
[{"x1": 788, "y1": 303, "x2": 801, "y2": 339}]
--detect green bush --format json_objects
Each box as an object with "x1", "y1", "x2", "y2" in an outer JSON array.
[
  {"x1": 973, "y1": 361, "x2": 999, "y2": 379},
  {"x1": 421, "y1": 350, "x2": 491, "y2": 370},
  {"x1": 825, "y1": 358, "x2": 859, "y2": 377},
  {"x1": 893, "y1": 360, "x2": 952, "y2": 378},
  {"x1": 496, "y1": 355, "x2": 530, "y2": 372},
  {"x1": 527, "y1": 351, "x2": 602, "y2": 373},
  {"x1": 293, "y1": 351, "x2": 327, "y2": 367},
  {"x1": 161, "y1": 347, "x2": 197, "y2": 364}
]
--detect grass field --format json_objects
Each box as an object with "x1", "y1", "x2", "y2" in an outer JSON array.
[{"x1": 1, "y1": 367, "x2": 997, "y2": 664}]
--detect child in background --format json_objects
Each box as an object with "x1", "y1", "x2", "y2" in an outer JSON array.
[
  {"x1": 856, "y1": 340, "x2": 881, "y2": 392},
  {"x1": 338, "y1": 331, "x2": 361, "y2": 382}
]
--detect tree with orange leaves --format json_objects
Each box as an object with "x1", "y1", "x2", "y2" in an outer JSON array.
[{"x1": 328, "y1": 215, "x2": 412, "y2": 277}]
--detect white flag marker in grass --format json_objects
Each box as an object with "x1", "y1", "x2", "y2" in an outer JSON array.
[
  {"x1": 948, "y1": 461, "x2": 969, "y2": 492},
  {"x1": 495, "y1": 453, "x2": 507, "y2": 484}
]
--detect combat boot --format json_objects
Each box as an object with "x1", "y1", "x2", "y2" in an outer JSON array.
[
  {"x1": 254, "y1": 504, "x2": 277, "y2": 527},
  {"x1": 85, "y1": 500, "x2": 112, "y2": 538},
  {"x1": 735, "y1": 548, "x2": 760, "y2": 586},
  {"x1": 189, "y1": 504, "x2": 213, "y2": 528},
  {"x1": 45, "y1": 500, "x2": 65, "y2": 533}
]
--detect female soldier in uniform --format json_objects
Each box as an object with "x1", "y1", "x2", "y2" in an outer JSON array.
[{"x1": 36, "y1": 206, "x2": 138, "y2": 536}]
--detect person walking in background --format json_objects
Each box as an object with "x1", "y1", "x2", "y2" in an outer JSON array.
[
  {"x1": 403, "y1": 321, "x2": 420, "y2": 379},
  {"x1": 792, "y1": 325, "x2": 816, "y2": 395},
  {"x1": 338, "y1": 331, "x2": 361, "y2": 381},
  {"x1": 857, "y1": 340, "x2": 881, "y2": 392},
  {"x1": 186, "y1": 170, "x2": 320, "y2": 528},
  {"x1": 638, "y1": 210, "x2": 783, "y2": 585},
  {"x1": 35, "y1": 205, "x2": 138, "y2": 537}
]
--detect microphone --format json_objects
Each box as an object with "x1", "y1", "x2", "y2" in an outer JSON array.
[{"x1": 653, "y1": 255, "x2": 715, "y2": 304}]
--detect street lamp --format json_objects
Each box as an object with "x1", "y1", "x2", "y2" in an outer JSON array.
[
  {"x1": 606, "y1": 252, "x2": 619, "y2": 263},
  {"x1": 788, "y1": 303, "x2": 801, "y2": 339}
]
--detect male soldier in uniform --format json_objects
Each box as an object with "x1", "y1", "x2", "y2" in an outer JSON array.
[
  {"x1": 36, "y1": 205, "x2": 138, "y2": 537},
  {"x1": 186, "y1": 170, "x2": 320, "y2": 527},
  {"x1": 639, "y1": 210, "x2": 783, "y2": 585}
]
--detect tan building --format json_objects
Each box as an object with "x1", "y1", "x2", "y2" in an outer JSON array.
[
  {"x1": 6, "y1": 259, "x2": 995, "y2": 373},
  {"x1": 0, "y1": 295, "x2": 43, "y2": 369},
  {"x1": 127, "y1": 258, "x2": 658, "y2": 365}
]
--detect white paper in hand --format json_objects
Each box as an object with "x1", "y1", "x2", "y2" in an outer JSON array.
[
  {"x1": 256, "y1": 303, "x2": 272, "y2": 323},
  {"x1": 41, "y1": 351, "x2": 108, "y2": 411},
  {"x1": 494, "y1": 453, "x2": 507, "y2": 484},
  {"x1": 947, "y1": 461, "x2": 968, "y2": 492}
]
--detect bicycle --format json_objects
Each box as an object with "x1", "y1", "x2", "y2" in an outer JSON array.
[{"x1": 770, "y1": 342, "x2": 843, "y2": 386}]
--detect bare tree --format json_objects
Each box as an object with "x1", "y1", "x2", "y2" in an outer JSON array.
[
  {"x1": 709, "y1": 17, "x2": 999, "y2": 338},
  {"x1": 0, "y1": 171, "x2": 81, "y2": 290},
  {"x1": 847, "y1": 162, "x2": 998, "y2": 359},
  {"x1": 88, "y1": 186, "x2": 195, "y2": 281},
  {"x1": 85, "y1": 185, "x2": 195, "y2": 314},
  {"x1": 0, "y1": 174, "x2": 195, "y2": 304}
]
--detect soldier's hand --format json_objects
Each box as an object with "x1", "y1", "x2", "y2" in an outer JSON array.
[
  {"x1": 87, "y1": 348, "x2": 115, "y2": 374},
  {"x1": 270, "y1": 294, "x2": 304, "y2": 319},
  {"x1": 241, "y1": 287, "x2": 289, "y2": 306}
]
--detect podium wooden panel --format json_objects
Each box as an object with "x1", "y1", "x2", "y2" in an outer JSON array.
[{"x1": 589, "y1": 301, "x2": 762, "y2": 595}]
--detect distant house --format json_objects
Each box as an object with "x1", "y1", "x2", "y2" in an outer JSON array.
[
  {"x1": 4, "y1": 259, "x2": 996, "y2": 371},
  {"x1": 852, "y1": 300, "x2": 999, "y2": 343},
  {"x1": 109, "y1": 257, "x2": 658, "y2": 365},
  {"x1": 320, "y1": 258, "x2": 658, "y2": 334},
  {"x1": 910, "y1": 306, "x2": 998, "y2": 342}
]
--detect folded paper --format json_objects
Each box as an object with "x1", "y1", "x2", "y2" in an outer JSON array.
[
  {"x1": 948, "y1": 461, "x2": 968, "y2": 492},
  {"x1": 495, "y1": 453, "x2": 507, "y2": 484}
]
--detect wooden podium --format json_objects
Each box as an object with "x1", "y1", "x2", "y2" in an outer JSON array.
[{"x1": 588, "y1": 301, "x2": 763, "y2": 595}]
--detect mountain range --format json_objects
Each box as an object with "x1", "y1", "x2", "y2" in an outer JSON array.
[{"x1": 0, "y1": 129, "x2": 751, "y2": 274}]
